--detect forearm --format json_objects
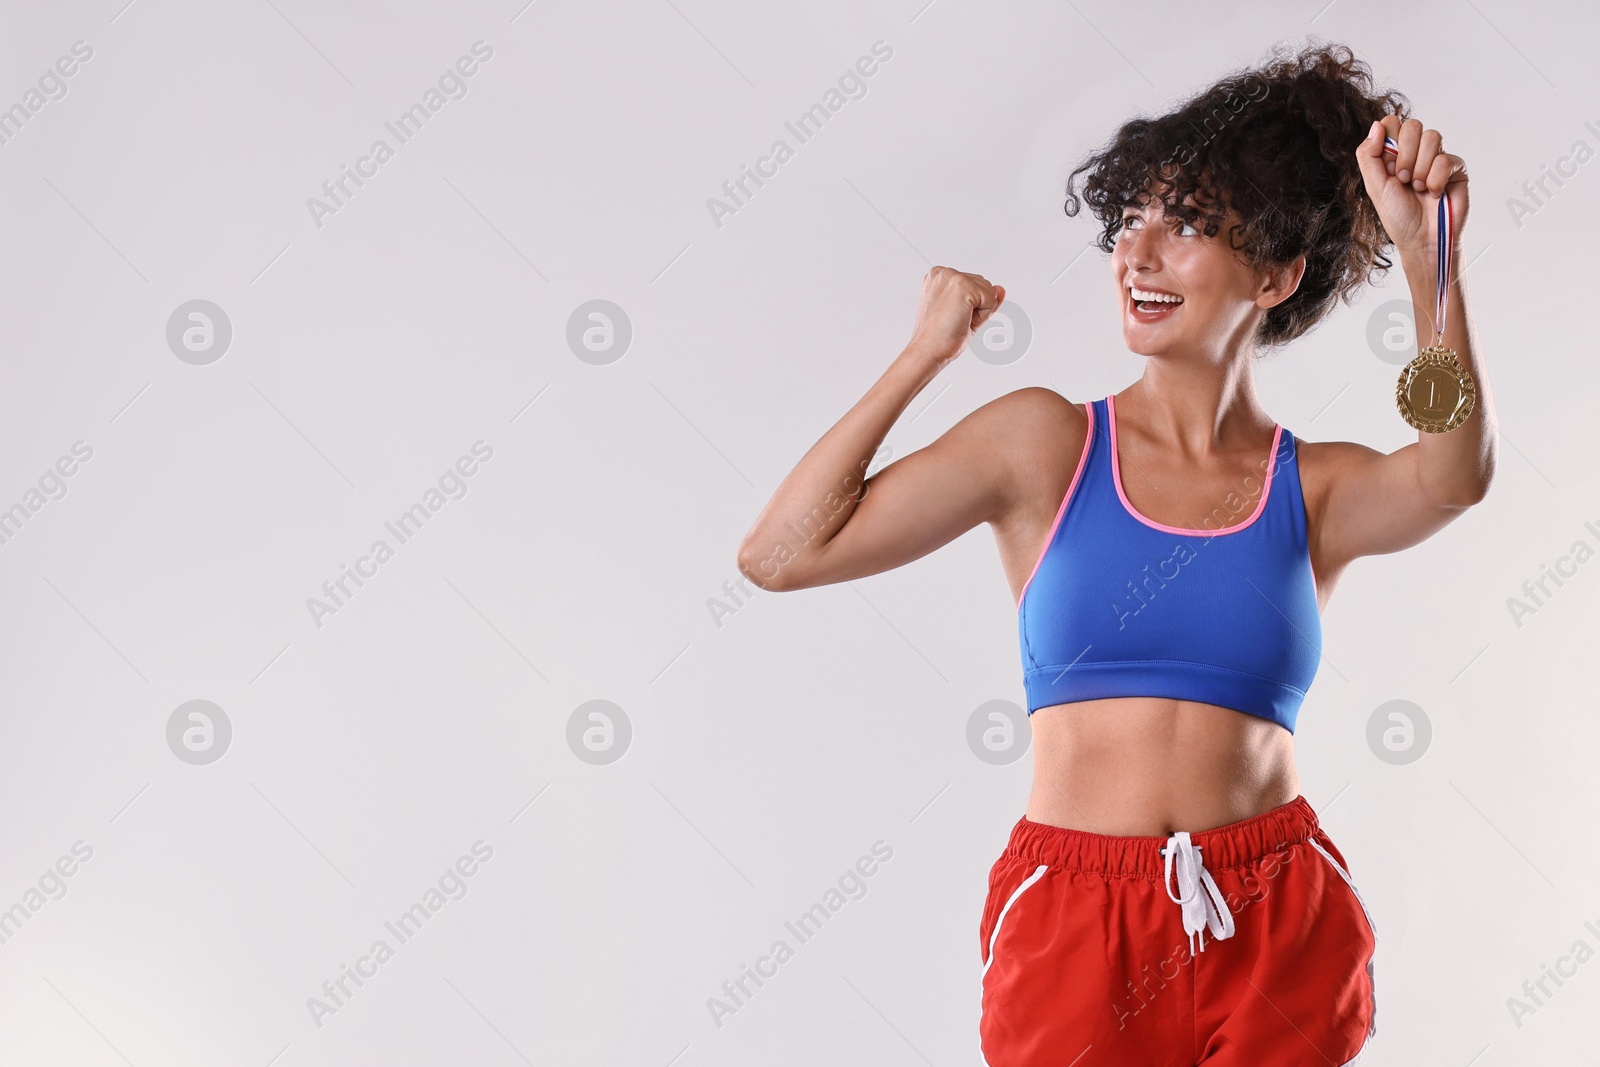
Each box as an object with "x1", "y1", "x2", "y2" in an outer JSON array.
[
  {"x1": 736, "y1": 345, "x2": 940, "y2": 589},
  {"x1": 1401, "y1": 241, "x2": 1498, "y2": 506}
]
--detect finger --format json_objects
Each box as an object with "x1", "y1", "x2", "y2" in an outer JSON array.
[
  {"x1": 970, "y1": 283, "x2": 1005, "y2": 328},
  {"x1": 969, "y1": 286, "x2": 998, "y2": 323},
  {"x1": 1355, "y1": 120, "x2": 1391, "y2": 192},
  {"x1": 1378, "y1": 114, "x2": 1403, "y2": 175},
  {"x1": 1427, "y1": 153, "x2": 1467, "y2": 198},
  {"x1": 1424, "y1": 154, "x2": 1470, "y2": 241},
  {"x1": 1409, "y1": 129, "x2": 1442, "y2": 192},
  {"x1": 1394, "y1": 118, "x2": 1424, "y2": 183}
]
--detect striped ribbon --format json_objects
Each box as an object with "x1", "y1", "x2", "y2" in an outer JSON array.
[{"x1": 1382, "y1": 134, "x2": 1454, "y2": 345}]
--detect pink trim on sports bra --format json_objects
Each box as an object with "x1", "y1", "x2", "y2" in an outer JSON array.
[
  {"x1": 1106, "y1": 392, "x2": 1282, "y2": 537},
  {"x1": 1015, "y1": 401, "x2": 1095, "y2": 609}
]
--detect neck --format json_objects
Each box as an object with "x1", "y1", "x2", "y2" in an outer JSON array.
[{"x1": 1119, "y1": 352, "x2": 1270, "y2": 456}]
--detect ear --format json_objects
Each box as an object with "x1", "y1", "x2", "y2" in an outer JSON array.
[{"x1": 1256, "y1": 254, "x2": 1306, "y2": 310}]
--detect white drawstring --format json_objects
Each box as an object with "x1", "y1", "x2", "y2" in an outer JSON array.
[{"x1": 1161, "y1": 831, "x2": 1236, "y2": 955}]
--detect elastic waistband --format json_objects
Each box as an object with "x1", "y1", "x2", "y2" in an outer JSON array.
[{"x1": 1001, "y1": 795, "x2": 1319, "y2": 880}]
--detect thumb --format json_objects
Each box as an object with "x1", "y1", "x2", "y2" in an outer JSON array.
[{"x1": 1354, "y1": 120, "x2": 1389, "y2": 196}]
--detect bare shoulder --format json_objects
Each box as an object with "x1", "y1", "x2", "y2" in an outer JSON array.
[
  {"x1": 1292, "y1": 436, "x2": 1387, "y2": 520},
  {"x1": 1294, "y1": 436, "x2": 1386, "y2": 484},
  {"x1": 963, "y1": 387, "x2": 1088, "y2": 466},
  {"x1": 961, "y1": 387, "x2": 1091, "y2": 524},
  {"x1": 982, "y1": 386, "x2": 1088, "y2": 432}
]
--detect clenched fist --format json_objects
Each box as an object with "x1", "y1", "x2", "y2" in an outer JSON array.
[
  {"x1": 1356, "y1": 115, "x2": 1470, "y2": 261},
  {"x1": 906, "y1": 266, "x2": 1006, "y2": 370}
]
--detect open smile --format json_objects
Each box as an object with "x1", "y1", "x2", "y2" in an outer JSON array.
[
  {"x1": 1128, "y1": 296, "x2": 1183, "y2": 323},
  {"x1": 1126, "y1": 282, "x2": 1183, "y2": 323}
]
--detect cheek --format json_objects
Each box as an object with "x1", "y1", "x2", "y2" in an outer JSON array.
[
  {"x1": 1110, "y1": 249, "x2": 1130, "y2": 286},
  {"x1": 1181, "y1": 251, "x2": 1251, "y2": 307}
]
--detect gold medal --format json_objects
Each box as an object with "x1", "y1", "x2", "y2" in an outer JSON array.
[
  {"x1": 1396, "y1": 344, "x2": 1475, "y2": 433},
  {"x1": 1384, "y1": 136, "x2": 1476, "y2": 433}
]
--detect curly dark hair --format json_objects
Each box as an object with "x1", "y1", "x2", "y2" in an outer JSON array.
[{"x1": 1063, "y1": 38, "x2": 1412, "y2": 351}]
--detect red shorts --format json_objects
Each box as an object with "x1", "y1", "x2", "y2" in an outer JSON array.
[{"x1": 978, "y1": 795, "x2": 1376, "y2": 1066}]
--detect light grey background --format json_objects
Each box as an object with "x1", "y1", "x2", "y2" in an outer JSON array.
[{"x1": 0, "y1": 0, "x2": 1595, "y2": 1063}]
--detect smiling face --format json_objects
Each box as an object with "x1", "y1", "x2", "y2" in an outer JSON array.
[{"x1": 1112, "y1": 187, "x2": 1303, "y2": 360}]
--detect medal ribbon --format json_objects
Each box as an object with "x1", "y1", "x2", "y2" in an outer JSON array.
[{"x1": 1382, "y1": 135, "x2": 1454, "y2": 346}]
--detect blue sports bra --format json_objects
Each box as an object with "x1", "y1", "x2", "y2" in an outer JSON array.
[{"x1": 1016, "y1": 394, "x2": 1322, "y2": 733}]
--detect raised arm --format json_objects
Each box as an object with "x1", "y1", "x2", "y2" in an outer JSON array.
[
  {"x1": 1312, "y1": 115, "x2": 1497, "y2": 574},
  {"x1": 736, "y1": 267, "x2": 1015, "y2": 592}
]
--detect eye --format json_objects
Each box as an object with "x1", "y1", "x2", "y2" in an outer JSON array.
[{"x1": 1117, "y1": 213, "x2": 1199, "y2": 238}]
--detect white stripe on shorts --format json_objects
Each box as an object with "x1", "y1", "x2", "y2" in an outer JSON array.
[
  {"x1": 1308, "y1": 837, "x2": 1378, "y2": 1064},
  {"x1": 982, "y1": 863, "x2": 1049, "y2": 978}
]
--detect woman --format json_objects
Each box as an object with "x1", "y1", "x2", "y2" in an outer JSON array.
[{"x1": 735, "y1": 41, "x2": 1494, "y2": 1064}]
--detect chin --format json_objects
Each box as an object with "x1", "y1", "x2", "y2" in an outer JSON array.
[{"x1": 1121, "y1": 333, "x2": 1170, "y2": 357}]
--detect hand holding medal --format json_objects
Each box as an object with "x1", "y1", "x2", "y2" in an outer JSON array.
[{"x1": 1358, "y1": 116, "x2": 1477, "y2": 433}]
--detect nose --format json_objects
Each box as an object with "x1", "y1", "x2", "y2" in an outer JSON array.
[{"x1": 1122, "y1": 219, "x2": 1163, "y2": 272}]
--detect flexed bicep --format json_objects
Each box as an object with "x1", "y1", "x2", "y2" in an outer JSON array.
[
  {"x1": 777, "y1": 398, "x2": 1022, "y2": 590},
  {"x1": 1309, "y1": 440, "x2": 1474, "y2": 571}
]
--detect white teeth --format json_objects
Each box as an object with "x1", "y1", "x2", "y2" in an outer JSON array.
[{"x1": 1131, "y1": 287, "x2": 1182, "y2": 303}]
